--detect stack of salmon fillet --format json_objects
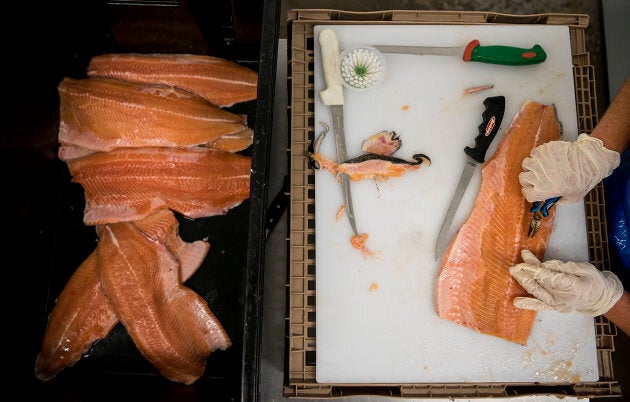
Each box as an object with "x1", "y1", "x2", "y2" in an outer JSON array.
[{"x1": 35, "y1": 53, "x2": 258, "y2": 384}]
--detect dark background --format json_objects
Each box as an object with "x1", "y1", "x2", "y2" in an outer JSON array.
[
  {"x1": 5, "y1": 0, "x2": 270, "y2": 400},
  {"x1": 5, "y1": 0, "x2": 627, "y2": 400}
]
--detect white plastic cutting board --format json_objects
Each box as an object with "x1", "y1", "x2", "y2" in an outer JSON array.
[{"x1": 313, "y1": 24, "x2": 599, "y2": 384}]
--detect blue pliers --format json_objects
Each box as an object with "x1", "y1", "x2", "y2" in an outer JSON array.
[{"x1": 528, "y1": 196, "x2": 561, "y2": 238}]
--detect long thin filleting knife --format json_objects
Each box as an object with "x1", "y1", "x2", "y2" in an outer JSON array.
[
  {"x1": 318, "y1": 28, "x2": 358, "y2": 236},
  {"x1": 434, "y1": 95, "x2": 506, "y2": 260},
  {"x1": 373, "y1": 40, "x2": 547, "y2": 66}
]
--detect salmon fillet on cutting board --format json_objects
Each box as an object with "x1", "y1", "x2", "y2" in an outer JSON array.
[
  {"x1": 66, "y1": 146, "x2": 251, "y2": 225},
  {"x1": 34, "y1": 209, "x2": 214, "y2": 382},
  {"x1": 57, "y1": 77, "x2": 253, "y2": 161},
  {"x1": 434, "y1": 100, "x2": 562, "y2": 346},
  {"x1": 87, "y1": 53, "x2": 258, "y2": 108}
]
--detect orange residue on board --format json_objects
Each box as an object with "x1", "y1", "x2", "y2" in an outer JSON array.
[
  {"x1": 521, "y1": 350, "x2": 535, "y2": 368},
  {"x1": 350, "y1": 233, "x2": 380, "y2": 259},
  {"x1": 549, "y1": 360, "x2": 573, "y2": 381},
  {"x1": 351, "y1": 233, "x2": 368, "y2": 249},
  {"x1": 401, "y1": 104, "x2": 410, "y2": 111},
  {"x1": 336, "y1": 204, "x2": 346, "y2": 222},
  {"x1": 369, "y1": 282, "x2": 379, "y2": 292}
]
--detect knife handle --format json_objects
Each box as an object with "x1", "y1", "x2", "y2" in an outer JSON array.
[
  {"x1": 463, "y1": 39, "x2": 547, "y2": 65},
  {"x1": 465, "y1": 95, "x2": 506, "y2": 164},
  {"x1": 318, "y1": 28, "x2": 344, "y2": 106}
]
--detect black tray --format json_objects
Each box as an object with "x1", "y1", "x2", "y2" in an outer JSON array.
[{"x1": 8, "y1": 0, "x2": 279, "y2": 400}]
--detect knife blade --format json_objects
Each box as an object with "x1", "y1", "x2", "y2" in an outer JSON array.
[
  {"x1": 318, "y1": 28, "x2": 358, "y2": 236},
  {"x1": 373, "y1": 40, "x2": 546, "y2": 65},
  {"x1": 434, "y1": 95, "x2": 506, "y2": 260}
]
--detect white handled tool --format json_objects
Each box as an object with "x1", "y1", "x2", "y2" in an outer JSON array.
[{"x1": 318, "y1": 28, "x2": 357, "y2": 236}]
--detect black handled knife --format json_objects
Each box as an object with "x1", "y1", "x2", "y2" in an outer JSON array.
[{"x1": 434, "y1": 95, "x2": 506, "y2": 260}]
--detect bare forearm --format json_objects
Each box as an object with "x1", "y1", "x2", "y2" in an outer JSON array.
[
  {"x1": 590, "y1": 75, "x2": 630, "y2": 153},
  {"x1": 604, "y1": 290, "x2": 630, "y2": 336}
]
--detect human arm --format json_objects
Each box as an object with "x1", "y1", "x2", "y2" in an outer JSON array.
[
  {"x1": 519, "y1": 75, "x2": 630, "y2": 204},
  {"x1": 509, "y1": 250, "x2": 627, "y2": 335},
  {"x1": 591, "y1": 75, "x2": 630, "y2": 153},
  {"x1": 604, "y1": 290, "x2": 630, "y2": 336}
]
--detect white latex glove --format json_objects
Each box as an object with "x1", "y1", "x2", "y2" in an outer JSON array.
[
  {"x1": 509, "y1": 249, "x2": 624, "y2": 316},
  {"x1": 519, "y1": 133, "x2": 620, "y2": 205}
]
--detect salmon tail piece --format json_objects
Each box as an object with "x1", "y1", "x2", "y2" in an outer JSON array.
[{"x1": 434, "y1": 100, "x2": 562, "y2": 346}]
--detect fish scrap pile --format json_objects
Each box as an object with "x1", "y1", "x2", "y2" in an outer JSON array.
[
  {"x1": 35, "y1": 53, "x2": 258, "y2": 384},
  {"x1": 309, "y1": 127, "x2": 431, "y2": 182},
  {"x1": 309, "y1": 126, "x2": 431, "y2": 258}
]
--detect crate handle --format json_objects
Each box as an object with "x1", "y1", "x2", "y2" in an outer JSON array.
[{"x1": 486, "y1": 13, "x2": 549, "y2": 24}]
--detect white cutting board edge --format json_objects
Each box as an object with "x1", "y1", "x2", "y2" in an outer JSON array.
[{"x1": 313, "y1": 24, "x2": 599, "y2": 384}]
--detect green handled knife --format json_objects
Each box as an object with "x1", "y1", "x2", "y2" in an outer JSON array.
[
  {"x1": 434, "y1": 95, "x2": 506, "y2": 261},
  {"x1": 373, "y1": 39, "x2": 546, "y2": 65}
]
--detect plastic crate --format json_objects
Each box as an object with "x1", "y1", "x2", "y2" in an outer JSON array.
[{"x1": 285, "y1": 8, "x2": 621, "y2": 399}]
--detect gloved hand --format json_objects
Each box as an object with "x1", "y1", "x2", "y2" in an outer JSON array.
[
  {"x1": 519, "y1": 133, "x2": 620, "y2": 205},
  {"x1": 509, "y1": 249, "x2": 624, "y2": 316}
]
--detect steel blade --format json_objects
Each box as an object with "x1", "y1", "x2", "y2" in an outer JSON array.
[
  {"x1": 434, "y1": 157, "x2": 478, "y2": 260},
  {"x1": 330, "y1": 105, "x2": 348, "y2": 162},
  {"x1": 372, "y1": 45, "x2": 464, "y2": 58},
  {"x1": 341, "y1": 174, "x2": 358, "y2": 235},
  {"x1": 330, "y1": 105, "x2": 358, "y2": 236}
]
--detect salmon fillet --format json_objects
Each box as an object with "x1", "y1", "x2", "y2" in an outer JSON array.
[
  {"x1": 34, "y1": 251, "x2": 116, "y2": 382},
  {"x1": 34, "y1": 209, "x2": 213, "y2": 382},
  {"x1": 87, "y1": 53, "x2": 258, "y2": 108},
  {"x1": 434, "y1": 100, "x2": 562, "y2": 345},
  {"x1": 57, "y1": 77, "x2": 253, "y2": 160},
  {"x1": 97, "y1": 222, "x2": 209, "y2": 384},
  {"x1": 66, "y1": 146, "x2": 251, "y2": 225}
]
